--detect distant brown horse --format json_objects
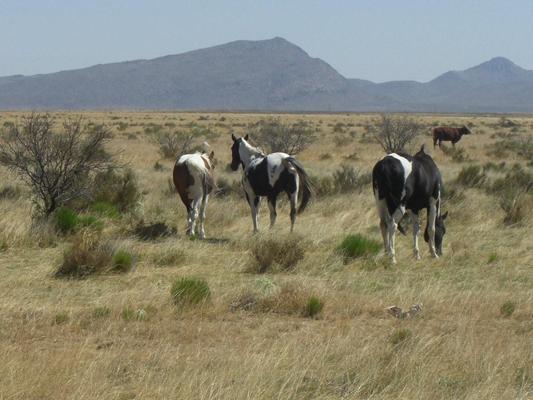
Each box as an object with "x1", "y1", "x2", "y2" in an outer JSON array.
[
  {"x1": 173, "y1": 151, "x2": 215, "y2": 239},
  {"x1": 432, "y1": 126, "x2": 471, "y2": 149}
]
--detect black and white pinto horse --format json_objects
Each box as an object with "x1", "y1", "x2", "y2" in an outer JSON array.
[
  {"x1": 230, "y1": 134, "x2": 312, "y2": 233},
  {"x1": 372, "y1": 145, "x2": 448, "y2": 263}
]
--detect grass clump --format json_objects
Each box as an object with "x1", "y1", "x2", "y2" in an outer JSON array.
[
  {"x1": 304, "y1": 296, "x2": 324, "y2": 318},
  {"x1": 55, "y1": 207, "x2": 78, "y2": 234},
  {"x1": 89, "y1": 201, "x2": 120, "y2": 218},
  {"x1": 92, "y1": 306, "x2": 111, "y2": 319},
  {"x1": 53, "y1": 312, "x2": 69, "y2": 325},
  {"x1": 500, "y1": 300, "x2": 516, "y2": 317},
  {"x1": 112, "y1": 250, "x2": 134, "y2": 273},
  {"x1": 337, "y1": 234, "x2": 380, "y2": 261},
  {"x1": 170, "y1": 277, "x2": 211, "y2": 307},
  {"x1": 249, "y1": 234, "x2": 305, "y2": 273},
  {"x1": 153, "y1": 247, "x2": 186, "y2": 267},
  {"x1": 456, "y1": 165, "x2": 486, "y2": 188},
  {"x1": 54, "y1": 231, "x2": 118, "y2": 279}
]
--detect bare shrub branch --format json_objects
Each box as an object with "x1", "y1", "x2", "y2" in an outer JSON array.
[
  {"x1": 249, "y1": 118, "x2": 316, "y2": 155},
  {"x1": 155, "y1": 130, "x2": 196, "y2": 159},
  {"x1": 0, "y1": 113, "x2": 112, "y2": 216},
  {"x1": 372, "y1": 114, "x2": 424, "y2": 153}
]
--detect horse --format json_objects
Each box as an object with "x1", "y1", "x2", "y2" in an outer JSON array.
[
  {"x1": 432, "y1": 125, "x2": 471, "y2": 148},
  {"x1": 173, "y1": 151, "x2": 215, "y2": 239},
  {"x1": 372, "y1": 145, "x2": 448, "y2": 263},
  {"x1": 230, "y1": 134, "x2": 312, "y2": 233}
]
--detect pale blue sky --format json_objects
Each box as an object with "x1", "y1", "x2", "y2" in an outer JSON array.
[{"x1": 1, "y1": 0, "x2": 532, "y2": 82}]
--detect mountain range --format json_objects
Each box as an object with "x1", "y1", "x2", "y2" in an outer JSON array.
[{"x1": 1, "y1": 37, "x2": 533, "y2": 112}]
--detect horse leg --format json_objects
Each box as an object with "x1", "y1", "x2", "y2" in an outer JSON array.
[
  {"x1": 289, "y1": 191, "x2": 298, "y2": 233},
  {"x1": 387, "y1": 207, "x2": 405, "y2": 264},
  {"x1": 267, "y1": 195, "x2": 277, "y2": 228},
  {"x1": 380, "y1": 218, "x2": 389, "y2": 255},
  {"x1": 427, "y1": 199, "x2": 438, "y2": 258},
  {"x1": 198, "y1": 194, "x2": 208, "y2": 239},
  {"x1": 245, "y1": 193, "x2": 261, "y2": 234},
  {"x1": 409, "y1": 210, "x2": 420, "y2": 260},
  {"x1": 188, "y1": 199, "x2": 200, "y2": 237}
]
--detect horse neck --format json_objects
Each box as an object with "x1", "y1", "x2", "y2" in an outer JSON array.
[{"x1": 240, "y1": 142, "x2": 264, "y2": 168}]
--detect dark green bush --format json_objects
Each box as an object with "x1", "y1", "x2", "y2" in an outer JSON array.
[
  {"x1": 170, "y1": 277, "x2": 211, "y2": 307},
  {"x1": 55, "y1": 207, "x2": 78, "y2": 234},
  {"x1": 337, "y1": 234, "x2": 381, "y2": 261}
]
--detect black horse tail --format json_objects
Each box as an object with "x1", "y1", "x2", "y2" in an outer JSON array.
[{"x1": 286, "y1": 157, "x2": 312, "y2": 214}]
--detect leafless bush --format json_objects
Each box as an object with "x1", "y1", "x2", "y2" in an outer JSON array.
[
  {"x1": 155, "y1": 130, "x2": 195, "y2": 159},
  {"x1": 249, "y1": 118, "x2": 316, "y2": 154},
  {"x1": 0, "y1": 113, "x2": 112, "y2": 216},
  {"x1": 372, "y1": 114, "x2": 424, "y2": 153}
]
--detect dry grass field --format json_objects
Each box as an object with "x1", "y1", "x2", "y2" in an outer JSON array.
[{"x1": 0, "y1": 111, "x2": 531, "y2": 400}]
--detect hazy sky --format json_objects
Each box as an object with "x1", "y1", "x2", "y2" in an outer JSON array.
[{"x1": 1, "y1": 0, "x2": 532, "y2": 82}]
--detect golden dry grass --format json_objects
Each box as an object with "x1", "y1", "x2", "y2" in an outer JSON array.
[{"x1": 0, "y1": 111, "x2": 532, "y2": 399}]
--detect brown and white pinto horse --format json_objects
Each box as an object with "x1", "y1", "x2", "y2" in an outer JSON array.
[
  {"x1": 432, "y1": 126, "x2": 471, "y2": 148},
  {"x1": 173, "y1": 151, "x2": 215, "y2": 239}
]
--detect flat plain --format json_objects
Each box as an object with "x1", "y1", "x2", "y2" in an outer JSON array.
[{"x1": 0, "y1": 111, "x2": 531, "y2": 400}]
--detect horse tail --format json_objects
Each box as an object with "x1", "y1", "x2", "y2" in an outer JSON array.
[{"x1": 286, "y1": 157, "x2": 312, "y2": 214}]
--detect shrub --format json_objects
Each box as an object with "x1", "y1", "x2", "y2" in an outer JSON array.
[
  {"x1": 112, "y1": 250, "x2": 134, "y2": 273},
  {"x1": 337, "y1": 234, "x2": 381, "y2": 261},
  {"x1": 54, "y1": 231, "x2": 114, "y2": 279},
  {"x1": 170, "y1": 277, "x2": 211, "y2": 307},
  {"x1": 304, "y1": 296, "x2": 324, "y2": 318},
  {"x1": 249, "y1": 235, "x2": 306, "y2": 273},
  {"x1": 332, "y1": 164, "x2": 371, "y2": 193},
  {"x1": 0, "y1": 113, "x2": 112, "y2": 216},
  {"x1": 155, "y1": 130, "x2": 196, "y2": 159},
  {"x1": 91, "y1": 168, "x2": 141, "y2": 213},
  {"x1": 55, "y1": 207, "x2": 78, "y2": 234},
  {"x1": 500, "y1": 193, "x2": 530, "y2": 226},
  {"x1": 372, "y1": 114, "x2": 423, "y2": 153},
  {"x1": 258, "y1": 283, "x2": 308, "y2": 315},
  {"x1": 500, "y1": 301, "x2": 516, "y2": 317},
  {"x1": 441, "y1": 146, "x2": 470, "y2": 162},
  {"x1": 249, "y1": 118, "x2": 316, "y2": 154},
  {"x1": 456, "y1": 165, "x2": 486, "y2": 188}
]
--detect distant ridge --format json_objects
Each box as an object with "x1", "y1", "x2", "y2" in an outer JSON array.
[{"x1": 1, "y1": 38, "x2": 533, "y2": 112}]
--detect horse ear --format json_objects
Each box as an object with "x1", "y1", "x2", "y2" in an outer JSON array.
[
  {"x1": 231, "y1": 133, "x2": 237, "y2": 142},
  {"x1": 441, "y1": 211, "x2": 448, "y2": 220},
  {"x1": 209, "y1": 150, "x2": 215, "y2": 161},
  {"x1": 244, "y1": 134, "x2": 249, "y2": 141},
  {"x1": 419, "y1": 144, "x2": 427, "y2": 154}
]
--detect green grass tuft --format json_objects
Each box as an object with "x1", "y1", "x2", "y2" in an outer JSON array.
[
  {"x1": 170, "y1": 277, "x2": 211, "y2": 307},
  {"x1": 112, "y1": 250, "x2": 134, "y2": 273},
  {"x1": 500, "y1": 300, "x2": 516, "y2": 317},
  {"x1": 304, "y1": 296, "x2": 324, "y2": 318},
  {"x1": 337, "y1": 234, "x2": 381, "y2": 261},
  {"x1": 55, "y1": 207, "x2": 78, "y2": 234}
]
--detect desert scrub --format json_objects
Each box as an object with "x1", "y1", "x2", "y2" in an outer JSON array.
[
  {"x1": 337, "y1": 234, "x2": 381, "y2": 261},
  {"x1": 54, "y1": 230, "x2": 118, "y2": 278},
  {"x1": 89, "y1": 201, "x2": 120, "y2": 218},
  {"x1": 248, "y1": 234, "x2": 306, "y2": 273},
  {"x1": 170, "y1": 277, "x2": 211, "y2": 307},
  {"x1": 258, "y1": 283, "x2": 322, "y2": 317}
]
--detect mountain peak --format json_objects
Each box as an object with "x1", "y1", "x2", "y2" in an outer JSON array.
[{"x1": 470, "y1": 56, "x2": 522, "y2": 73}]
